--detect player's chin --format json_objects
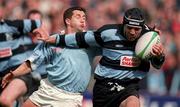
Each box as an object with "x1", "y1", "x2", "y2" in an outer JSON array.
[
  {"x1": 80, "y1": 28, "x2": 86, "y2": 32},
  {"x1": 126, "y1": 34, "x2": 137, "y2": 41},
  {"x1": 127, "y1": 37, "x2": 137, "y2": 41}
]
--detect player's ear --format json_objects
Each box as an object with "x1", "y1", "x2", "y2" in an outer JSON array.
[{"x1": 65, "y1": 18, "x2": 71, "y2": 26}]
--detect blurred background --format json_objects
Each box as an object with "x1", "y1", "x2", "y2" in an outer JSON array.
[{"x1": 1, "y1": 0, "x2": 180, "y2": 107}]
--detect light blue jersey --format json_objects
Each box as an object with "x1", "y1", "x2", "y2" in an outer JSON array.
[{"x1": 28, "y1": 39, "x2": 98, "y2": 93}]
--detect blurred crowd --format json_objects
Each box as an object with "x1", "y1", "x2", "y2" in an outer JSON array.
[{"x1": 1, "y1": 0, "x2": 180, "y2": 97}]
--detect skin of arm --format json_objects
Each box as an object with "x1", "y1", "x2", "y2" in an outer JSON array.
[{"x1": 1, "y1": 61, "x2": 32, "y2": 88}]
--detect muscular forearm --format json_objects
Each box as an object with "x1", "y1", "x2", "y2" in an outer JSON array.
[
  {"x1": 12, "y1": 61, "x2": 32, "y2": 77},
  {"x1": 1, "y1": 61, "x2": 32, "y2": 88}
]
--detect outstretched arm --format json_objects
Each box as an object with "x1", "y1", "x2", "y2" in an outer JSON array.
[
  {"x1": 34, "y1": 27, "x2": 103, "y2": 48},
  {"x1": 1, "y1": 61, "x2": 32, "y2": 88}
]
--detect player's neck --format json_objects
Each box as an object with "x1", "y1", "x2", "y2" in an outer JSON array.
[{"x1": 66, "y1": 27, "x2": 81, "y2": 34}]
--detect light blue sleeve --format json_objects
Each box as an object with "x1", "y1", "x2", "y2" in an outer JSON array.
[{"x1": 27, "y1": 43, "x2": 52, "y2": 71}]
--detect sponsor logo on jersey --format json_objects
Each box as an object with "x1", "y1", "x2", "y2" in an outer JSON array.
[
  {"x1": 120, "y1": 56, "x2": 141, "y2": 67},
  {"x1": 0, "y1": 47, "x2": 12, "y2": 58}
]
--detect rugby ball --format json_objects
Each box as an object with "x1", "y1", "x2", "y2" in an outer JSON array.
[{"x1": 135, "y1": 31, "x2": 160, "y2": 59}]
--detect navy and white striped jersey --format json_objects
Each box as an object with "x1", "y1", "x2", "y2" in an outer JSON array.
[
  {"x1": 0, "y1": 19, "x2": 39, "y2": 35},
  {"x1": 55, "y1": 24, "x2": 165, "y2": 80},
  {"x1": 0, "y1": 19, "x2": 46, "y2": 76}
]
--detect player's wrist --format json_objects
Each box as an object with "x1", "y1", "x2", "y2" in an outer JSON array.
[
  {"x1": 46, "y1": 36, "x2": 56, "y2": 44},
  {"x1": 9, "y1": 71, "x2": 14, "y2": 78},
  {"x1": 151, "y1": 52, "x2": 165, "y2": 63},
  {"x1": 157, "y1": 52, "x2": 165, "y2": 61}
]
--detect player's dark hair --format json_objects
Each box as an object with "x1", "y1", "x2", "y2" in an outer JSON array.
[
  {"x1": 27, "y1": 9, "x2": 42, "y2": 19},
  {"x1": 63, "y1": 7, "x2": 86, "y2": 27}
]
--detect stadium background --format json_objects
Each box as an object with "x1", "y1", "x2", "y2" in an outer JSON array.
[{"x1": 1, "y1": 0, "x2": 180, "y2": 107}]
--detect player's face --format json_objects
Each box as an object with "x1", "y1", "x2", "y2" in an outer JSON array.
[
  {"x1": 69, "y1": 10, "x2": 86, "y2": 32},
  {"x1": 29, "y1": 13, "x2": 42, "y2": 20},
  {"x1": 124, "y1": 24, "x2": 142, "y2": 41}
]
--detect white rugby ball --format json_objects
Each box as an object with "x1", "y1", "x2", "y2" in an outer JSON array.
[{"x1": 135, "y1": 31, "x2": 160, "y2": 59}]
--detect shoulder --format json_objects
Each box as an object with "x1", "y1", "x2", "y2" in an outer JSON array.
[{"x1": 33, "y1": 42, "x2": 56, "y2": 56}]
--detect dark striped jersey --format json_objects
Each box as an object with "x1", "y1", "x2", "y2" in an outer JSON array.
[{"x1": 55, "y1": 24, "x2": 165, "y2": 80}]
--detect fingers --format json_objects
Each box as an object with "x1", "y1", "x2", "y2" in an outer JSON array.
[
  {"x1": 32, "y1": 28, "x2": 42, "y2": 39},
  {"x1": 32, "y1": 21, "x2": 50, "y2": 42},
  {"x1": 1, "y1": 76, "x2": 10, "y2": 88},
  {"x1": 32, "y1": 21, "x2": 50, "y2": 41},
  {"x1": 1, "y1": 72, "x2": 14, "y2": 89},
  {"x1": 151, "y1": 43, "x2": 164, "y2": 56},
  {"x1": 33, "y1": 28, "x2": 49, "y2": 41},
  {"x1": 1, "y1": 79, "x2": 9, "y2": 89},
  {"x1": 154, "y1": 28, "x2": 162, "y2": 35}
]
